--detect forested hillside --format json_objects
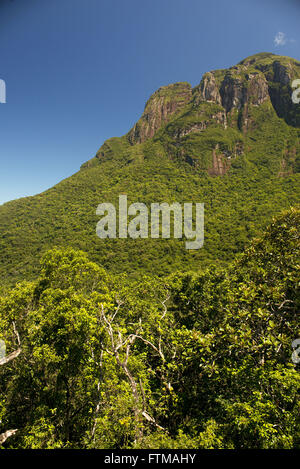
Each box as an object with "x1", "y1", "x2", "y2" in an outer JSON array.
[
  {"x1": 0, "y1": 53, "x2": 299, "y2": 449},
  {"x1": 0, "y1": 53, "x2": 299, "y2": 286}
]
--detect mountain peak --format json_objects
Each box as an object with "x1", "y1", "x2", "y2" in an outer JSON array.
[
  {"x1": 238, "y1": 52, "x2": 277, "y2": 65},
  {"x1": 124, "y1": 53, "x2": 300, "y2": 147},
  {"x1": 238, "y1": 51, "x2": 300, "y2": 67}
]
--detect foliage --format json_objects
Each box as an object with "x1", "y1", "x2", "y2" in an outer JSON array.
[{"x1": 0, "y1": 208, "x2": 299, "y2": 449}]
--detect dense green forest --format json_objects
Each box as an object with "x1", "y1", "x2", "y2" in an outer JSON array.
[
  {"x1": 0, "y1": 53, "x2": 300, "y2": 286},
  {"x1": 0, "y1": 53, "x2": 299, "y2": 449},
  {"x1": 0, "y1": 207, "x2": 299, "y2": 448}
]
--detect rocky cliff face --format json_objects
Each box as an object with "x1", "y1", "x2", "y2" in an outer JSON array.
[
  {"x1": 127, "y1": 82, "x2": 192, "y2": 144},
  {"x1": 197, "y1": 72, "x2": 222, "y2": 105},
  {"x1": 219, "y1": 72, "x2": 269, "y2": 112},
  {"x1": 86, "y1": 53, "x2": 300, "y2": 178},
  {"x1": 127, "y1": 52, "x2": 300, "y2": 146}
]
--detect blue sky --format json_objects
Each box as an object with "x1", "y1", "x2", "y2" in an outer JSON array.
[{"x1": 0, "y1": 0, "x2": 299, "y2": 205}]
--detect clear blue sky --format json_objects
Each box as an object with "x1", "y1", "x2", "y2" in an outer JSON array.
[{"x1": 0, "y1": 0, "x2": 299, "y2": 205}]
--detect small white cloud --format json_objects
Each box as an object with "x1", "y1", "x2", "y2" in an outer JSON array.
[
  {"x1": 274, "y1": 31, "x2": 296, "y2": 47},
  {"x1": 274, "y1": 31, "x2": 287, "y2": 46}
]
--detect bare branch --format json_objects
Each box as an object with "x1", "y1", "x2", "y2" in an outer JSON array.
[
  {"x1": 0, "y1": 348, "x2": 21, "y2": 366},
  {"x1": 111, "y1": 300, "x2": 124, "y2": 322},
  {"x1": 12, "y1": 321, "x2": 21, "y2": 346},
  {"x1": 161, "y1": 295, "x2": 170, "y2": 320},
  {"x1": 142, "y1": 411, "x2": 165, "y2": 431},
  {"x1": 134, "y1": 335, "x2": 165, "y2": 362},
  {"x1": 277, "y1": 299, "x2": 294, "y2": 310},
  {"x1": 99, "y1": 303, "x2": 168, "y2": 442},
  {"x1": 0, "y1": 429, "x2": 18, "y2": 445}
]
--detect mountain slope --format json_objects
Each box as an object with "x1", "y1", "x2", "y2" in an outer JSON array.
[{"x1": 0, "y1": 52, "x2": 300, "y2": 286}]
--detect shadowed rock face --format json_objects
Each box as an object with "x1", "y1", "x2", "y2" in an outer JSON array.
[
  {"x1": 267, "y1": 61, "x2": 300, "y2": 127},
  {"x1": 272, "y1": 60, "x2": 292, "y2": 85},
  {"x1": 219, "y1": 72, "x2": 269, "y2": 112},
  {"x1": 220, "y1": 74, "x2": 246, "y2": 112},
  {"x1": 127, "y1": 53, "x2": 300, "y2": 145},
  {"x1": 246, "y1": 74, "x2": 270, "y2": 106}
]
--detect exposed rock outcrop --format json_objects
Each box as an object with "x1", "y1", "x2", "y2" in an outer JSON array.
[
  {"x1": 220, "y1": 74, "x2": 246, "y2": 112},
  {"x1": 208, "y1": 145, "x2": 232, "y2": 176},
  {"x1": 197, "y1": 72, "x2": 222, "y2": 105},
  {"x1": 272, "y1": 60, "x2": 292, "y2": 85},
  {"x1": 128, "y1": 82, "x2": 192, "y2": 144},
  {"x1": 246, "y1": 73, "x2": 269, "y2": 105},
  {"x1": 126, "y1": 52, "x2": 300, "y2": 150},
  {"x1": 170, "y1": 110, "x2": 227, "y2": 139},
  {"x1": 219, "y1": 72, "x2": 269, "y2": 113}
]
